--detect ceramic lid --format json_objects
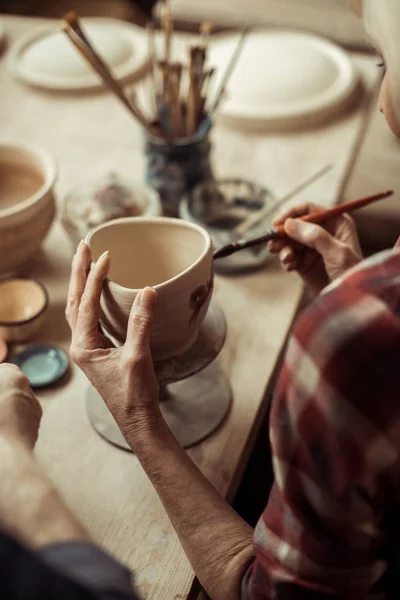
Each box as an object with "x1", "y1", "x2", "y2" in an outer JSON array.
[
  {"x1": 208, "y1": 30, "x2": 359, "y2": 129},
  {"x1": 12, "y1": 345, "x2": 69, "y2": 388},
  {"x1": 7, "y1": 18, "x2": 149, "y2": 90}
]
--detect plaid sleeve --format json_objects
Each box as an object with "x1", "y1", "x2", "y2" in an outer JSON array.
[{"x1": 242, "y1": 249, "x2": 400, "y2": 599}]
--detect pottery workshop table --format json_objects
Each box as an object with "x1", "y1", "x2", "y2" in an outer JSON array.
[{"x1": 0, "y1": 15, "x2": 380, "y2": 600}]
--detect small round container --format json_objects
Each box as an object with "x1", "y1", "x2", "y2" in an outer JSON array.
[
  {"x1": 180, "y1": 179, "x2": 276, "y2": 272},
  {"x1": 0, "y1": 278, "x2": 48, "y2": 343},
  {"x1": 61, "y1": 173, "x2": 162, "y2": 247},
  {"x1": 12, "y1": 344, "x2": 69, "y2": 388}
]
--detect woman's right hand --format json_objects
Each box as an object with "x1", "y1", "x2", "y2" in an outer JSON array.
[{"x1": 268, "y1": 203, "x2": 363, "y2": 295}]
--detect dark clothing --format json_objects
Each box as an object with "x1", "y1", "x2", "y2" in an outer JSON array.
[{"x1": 0, "y1": 532, "x2": 141, "y2": 600}]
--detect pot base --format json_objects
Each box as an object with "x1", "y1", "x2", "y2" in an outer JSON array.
[
  {"x1": 86, "y1": 299, "x2": 231, "y2": 449},
  {"x1": 86, "y1": 360, "x2": 231, "y2": 450}
]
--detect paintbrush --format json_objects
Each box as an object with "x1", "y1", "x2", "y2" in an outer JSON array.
[
  {"x1": 147, "y1": 21, "x2": 160, "y2": 116},
  {"x1": 235, "y1": 163, "x2": 334, "y2": 234},
  {"x1": 213, "y1": 190, "x2": 394, "y2": 259},
  {"x1": 62, "y1": 14, "x2": 156, "y2": 134},
  {"x1": 208, "y1": 26, "x2": 250, "y2": 117}
]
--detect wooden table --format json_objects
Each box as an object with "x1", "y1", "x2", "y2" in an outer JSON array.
[
  {"x1": 168, "y1": 0, "x2": 370, "y2": 52},
  {"x1": 0, "y1": 15, "x2": 380, "y2": 599}
]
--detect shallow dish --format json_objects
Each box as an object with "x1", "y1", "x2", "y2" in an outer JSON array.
[
  {"x1": 208, "y1": 29, "x2": 359, "y2": 130},
  {"x1": 12, "y1": 344, "x2": 69, "y2": 388},
  {"x1": 86, "y1": 217, "x2": 213, "y2": 361},
  {"x1": 0, "y1": 278, "x2": 48, "y2": 342},
  {"x1": 7, "y1": 18, "x2": 149, "y2": 91}
]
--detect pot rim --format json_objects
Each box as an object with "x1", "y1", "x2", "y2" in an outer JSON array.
[{"x1": 85, "y1": 216, "x2": 213, "y2": 292}]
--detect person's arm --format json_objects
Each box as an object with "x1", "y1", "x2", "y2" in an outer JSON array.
[
  {"x1": 242, "y1": 262, "x2": 400, "y2": 598},
  {"x1": 0, "y1": 364, "x2": 139, "y2": 600},
  {"x1": 66, "y1": 244, "x2": 254, "y2": 600},
  {"x1": 128, "y1": 417, "x2": 254, "y2": 600}
]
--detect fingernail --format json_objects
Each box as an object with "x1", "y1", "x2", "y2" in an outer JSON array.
[
  {"x1": 284, "y1": 218, "x2": 296, "y2": 233},
  {"x1": 281, "y1": 248, "x2": 291, "y2": 261},
  {"x1": 98, "y1": 250, "x2": 109, "y2": 264},
  {"x1": 140, "y1": 287, "x2": 157, "y2": 309}
]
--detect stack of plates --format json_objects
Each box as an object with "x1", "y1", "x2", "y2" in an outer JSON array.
[
  {"x1": 208, "y1": 30, "x2": 359, "y2": 130},
  {"x1": 7, "y1": 18, "x2": 149, "y2": 91}
]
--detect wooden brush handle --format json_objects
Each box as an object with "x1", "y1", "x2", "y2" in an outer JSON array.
[{"x1": 275, "y1": 190, "x2": 394, "y2": 234}]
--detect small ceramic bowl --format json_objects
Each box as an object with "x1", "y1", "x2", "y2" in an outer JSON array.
[
  {"x1": 0, "y1": 278, "x2": 49, "y2": 342},
  {"x1": 180, "y1": 178, "x2": 275, "y2": 273},
  {"x1": 0, "y1": 143, "x2": 57, "y2": 275},
  {"x1": 86, "y1": 217, "x2": 213, "y2": 361}
]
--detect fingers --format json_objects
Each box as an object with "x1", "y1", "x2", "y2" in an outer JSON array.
[
  {"x1": 284, "y1": 218, "x2": 339, "y2": 256},
  {"x1": 66, "y1": 241, "x2": 91, "y2": 332},
  {"x1": 272, "y1": 203, "x2": 323, "y2": 227},
  {"x1": 124, "y1": 287, "x2": 157, "y2": 360},
  {"x1": 0, "y1": 363, "x2": 29, "y2": 388},
  {"x1": 74, "y1": 250, "x2": 110, "y2": 349}
]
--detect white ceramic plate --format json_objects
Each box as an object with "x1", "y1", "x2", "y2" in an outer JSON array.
[
  {"x1": 208, "y1": 30, "x2": 359, "y2": 129},
  {"x1": 7, "y1": 18, "x2": 149, "y2": 91}
]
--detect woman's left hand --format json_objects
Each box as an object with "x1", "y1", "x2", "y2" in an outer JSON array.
[{"x1": 66, "y1": 241, "x2": 160, "y2": 440}]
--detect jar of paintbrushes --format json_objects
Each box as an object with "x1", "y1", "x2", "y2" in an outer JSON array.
[
  {"x1": 143, "y1": 17, "x2": 216, "y2": 216},
  {"x1": 61, "y1": 9, "x2": 248, "y2": 217}
]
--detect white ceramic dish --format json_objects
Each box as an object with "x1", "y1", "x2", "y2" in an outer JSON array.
[
  {"x1": 0, "y1": 142, "x2": 57, "y2": 274},
  {"x1": 208, "y1": 29, "x2": 359, "y2": 129},
  {"x1": 86, "y1": 217, "x2": 214, "y2": 361},
  {"x1": 7, "y1": 18, "x2": 149, "y2": 91}
]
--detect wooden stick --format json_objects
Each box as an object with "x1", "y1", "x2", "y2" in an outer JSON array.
[
  {"x1": 200, "y1": 21, "x2": 213, "y2": 54},
  {"x1": 234, "y1": 163, "x2": 334, "y2": 234},
  {"x1": 186, "y1": 47, "x2": 198, "y2": 135},
  {"x1": 209, "y1": 26, "x2": 250, "y2": 116},
  {"x1": 147, "y1": 21, "x2": 159, "y2": 116},
  {"x1": 169, "y1": 63, "x2": 185, "y2": 137},
  {"x1": 275, "y1": 189, "x2": 394, "y2": 233},
  {"x1": 62, "y1": 16, "x2": 156, "y2": 134},
  {"x1": 62, "y1": 25, "x2": 154, "y2": 134}
]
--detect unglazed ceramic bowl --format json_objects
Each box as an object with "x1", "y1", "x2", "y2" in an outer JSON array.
[
  {"x1": 0, "y1": 143, "x2": 57, "y2": 274},
  {"x1": 86, "y1": 217, "x2": 213, "y2": 361},
  {"x1": 0, "y1": 278, "x2": 49, "y2": 342}
]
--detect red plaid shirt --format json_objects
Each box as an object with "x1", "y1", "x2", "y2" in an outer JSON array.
[{"x1": 242, "y1": 247, "x2": 400, "y2": 599}]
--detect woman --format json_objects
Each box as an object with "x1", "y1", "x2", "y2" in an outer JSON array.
[{"x1": 66, "y1": 2, "x2": 400, "y2": 598}]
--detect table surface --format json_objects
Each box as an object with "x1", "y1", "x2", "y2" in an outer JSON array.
[
  {"x1": 0, "y1": 15, "x2": 379, "y2": 600},
  {"x1": 169, "y1": 0, "x2": 369, "y2": 51}
]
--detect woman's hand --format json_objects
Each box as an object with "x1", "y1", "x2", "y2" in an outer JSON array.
[
  {"x1": 268, "y1": 203, "x2": 363, "y2": 294},
  {"x1": 0, "y1": 364, "x2": 42, "y2": 450},
  {"x1": 66, "y1": 241, "x2": 160, "y2": 441}
]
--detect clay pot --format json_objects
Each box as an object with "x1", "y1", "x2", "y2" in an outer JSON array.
[
  {"x1": 0, "y1": 143, "x2": 57, "y2": 275},
  {"x1": 86, "y1": 217, "x2": 214, "y2": 361},
  {"x1": 0, "y1": 278, "x2": 48, "y2": 342}
]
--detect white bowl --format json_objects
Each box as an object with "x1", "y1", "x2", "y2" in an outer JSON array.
[
  {"x1": 0, "y1": 143, "x2": 57, "y2": 274},
  {"x1": 86, "y1": 217, "x2": 214, "y2": 361}
]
